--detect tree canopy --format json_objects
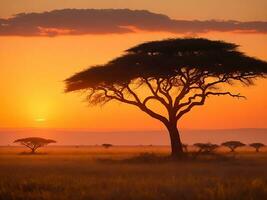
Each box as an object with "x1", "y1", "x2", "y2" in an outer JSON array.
[
  {"x1": 102, "y1": 143, "x2": 113, "y2": 148},
  {"x1": 65, "y1": 38, "x2": 267, "y2": 157},
  {"x1": 249, "y1": 143, "x2": 265, "y2": 152},
  {"x1": 66, "y1": 38, "x2": 267, "y2": 92},
  {"x1": 221, "y1": 141, "x2": 245, "y2": 152},
  {"x1": 14, "y1": 137, "x2": 56, "y2": 153},
  {"x1": 194, "y1": 143, "x2": 219, "y2": 154}
]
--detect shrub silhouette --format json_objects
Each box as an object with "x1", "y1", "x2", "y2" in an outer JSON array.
[
  {"x1": 249, "y1": 143, "x2": 265, "y2": 152},
  {"x1": 102, "y1": 143, "x2": 113, "y2": 148},
  {"x1": 14, "y1": 137, "x2": 56, "y2": 153},
  {"x1": 194, "y1": 143, "x2": 219, "y2": 154},
  {"x1": 221, "y1": 141, "x2": 245, "y2": 152},
  {"x1": 65, "y1": 38, "x2": 267, "y2": 157}
]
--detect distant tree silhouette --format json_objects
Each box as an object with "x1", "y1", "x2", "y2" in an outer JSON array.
[
  {"x1": 221, "y1": 141, "x2": 245, "y2": 152},
  {"x1": 102, "y1": 143, "x2": 113, "y2": 148},
  {"x1": 194, "y1": 143, "x2": 219, "y2": 154},
  {"x1": 65, "y1": 38, "x2": 267, "y2": 157},
  {"x1": 14, "y1": 137, "x2": 56, "y2": 153},
  {"x1": 249, "y1": 143, "x2": 265, "y2": 152}
]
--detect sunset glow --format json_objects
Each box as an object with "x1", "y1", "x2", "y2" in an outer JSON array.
[
  {"x1": 35, "y1": 118, "x2": 46, "y2": 123},
  {"x1": 1, "y1": 2, "x2": 267, "y2": 198},
  {"x1": 0, "y1": 0, "x2": 266, "y2": 132}
]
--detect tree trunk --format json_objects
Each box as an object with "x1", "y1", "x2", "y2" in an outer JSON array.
[
  {"x1": 30, "y1": 148, "x2": 36, "y2": 154},
  {"x1": 166, "y1": 122, "x2": 183, "y2": 157}
]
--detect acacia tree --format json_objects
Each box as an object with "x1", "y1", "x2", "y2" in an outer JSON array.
[
  {"x1": 14, "y1": 137, "x2": 56, "y2": 153},
  {"x1": 65, "y1": 38, "x2": 267, "y2": 157},
  {"x1": 221, "y1": 141, "x2": 245, "y2": 152},
  {"x1": 102, "y1": 143, "x2": 113, "y2": 148},
  {"x1": 249, "y1": 143, "x2": 265, "y2": 152},
  {"x1": 194, "y1": 143, "x2": 219, "y2": 154}
]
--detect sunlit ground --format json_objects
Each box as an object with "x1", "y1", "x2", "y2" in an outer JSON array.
[{"x1": 1, "y1": 146, "x2": 267, "y2": 200}]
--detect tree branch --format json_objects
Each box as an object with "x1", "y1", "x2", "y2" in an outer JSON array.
[
  {"x1": 143, "y1": 78, "x2": 169, "y2": 108},
  {"x1": 206, "y1": 91, "x2": 246, "y2": 99},
  {"x1": 93, "y1": 83, "x2": 169, "y2": 124}
]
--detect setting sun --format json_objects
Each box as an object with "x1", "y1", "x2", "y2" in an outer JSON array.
[
  {"x1": 0, "y1": 1, "x2": 267, "y2": 199},
  {"x1": 35, "y1": 118, "x2": 47, "y2": 123}
]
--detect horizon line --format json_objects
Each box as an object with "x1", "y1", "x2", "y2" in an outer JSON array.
[{"x1": 0, "y1": 127, "x2": 267, "y2": 132}]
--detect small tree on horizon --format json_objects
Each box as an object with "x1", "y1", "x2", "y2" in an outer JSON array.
[
  {"x1": 221, "y1": 141, "x2": 245, "y2": 152},
  {"x1": 14, "y1": 137, "x2": 56, "y2": 153},
  {"x1": 65, "y1": 38, "x2": 267, "y2": 157},
  {"x1": 249, "y1": 143, "x2": 265, "y2": 152},
  {"x1": 194, "y1": 143, "x2": 219, "y2": 154},
  {"x1": 102, "y1": 143, "x2": 113, "y2": 148}
]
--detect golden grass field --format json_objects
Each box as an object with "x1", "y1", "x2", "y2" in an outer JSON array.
[{"x1": 1, "y1": 146, "x2": 267, "y2": 200}]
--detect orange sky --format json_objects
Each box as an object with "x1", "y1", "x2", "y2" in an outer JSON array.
[{"x1": 0, "y1": 1, "x2": 266, "y2": 131}]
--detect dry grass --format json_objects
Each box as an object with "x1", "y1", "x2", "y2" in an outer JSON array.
[{"x1": 1, "y1": 146, "x2": 267, "y2": 200}]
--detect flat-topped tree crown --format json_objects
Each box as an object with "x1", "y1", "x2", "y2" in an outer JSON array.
[
  {"x1": 102, "y1": 143, "x2": 113, "y2": 148},
  {"x1": 221, "y1": 141, "x2": 246, "y2": 152},
  {"x1": 65, "y1": 38, "x2": 267, "y2": 157},
  {"x1": 194, "y1": 143, "x2": 219, "y2": 154},
  {"x1": 250, "y1": 143, "x2": 265, "y2": 152},
  {"x1": 14, "y1": 137, "x2": 56, "y2": 153}
]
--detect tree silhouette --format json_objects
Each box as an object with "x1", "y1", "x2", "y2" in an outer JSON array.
[
  {"x1": 65, "y1": 38, "x2": 267, "y2": 157},
  {"x1": 194, "y1": 143, "x2": 219, "y2": 154},
  {"x1": 102, "y1": 143, "x2": 113, "y2": 148},
  {"x1": 221, "y1": 141, "x2": 245, "y2": 152},
  {"x1": 249, "y1": 143, "x2": 265, "y2": 152},
  {"x1": 14, "y1": 137, "x2": 56, "y2": 153}
]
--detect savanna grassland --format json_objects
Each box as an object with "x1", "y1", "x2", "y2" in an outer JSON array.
[{"x1": 1, "y1": 146, "x2": 267, "y2": 200}]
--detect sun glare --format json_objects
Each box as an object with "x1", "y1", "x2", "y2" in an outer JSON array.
[{"x1": 35, "y1": 118, "x2": 46, "y2": 122}]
